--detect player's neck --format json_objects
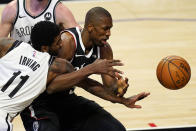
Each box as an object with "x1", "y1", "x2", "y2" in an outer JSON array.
[
  {"x1": 81, "y1": 29, "x2": 93, "y2": 53},
  {"x1": 27, "y1": 0, "x2": 49, "y2": 14}
]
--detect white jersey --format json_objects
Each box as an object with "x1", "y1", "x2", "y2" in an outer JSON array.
[
  {"x1": 10, "y1": 0, "x2": 60, "y2": 43},
  {"x1": 0, "y1": 41, "x2": 52, "y2": 118}
]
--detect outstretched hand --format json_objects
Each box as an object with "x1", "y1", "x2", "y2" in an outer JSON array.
[
  {"x1": 122, "y1": 92, "x2": 150, "y2": 108},
  {"x1": 91, "y1": 59, "x2": 124, "y2": 77}
]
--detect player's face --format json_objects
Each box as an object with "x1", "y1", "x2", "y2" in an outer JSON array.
[
  {"x1": 49, "y1": 35, "x2": 62, "y2": 56},
  {"x1": 91, "y1": 16, "x2": 113, "y2": 47}
]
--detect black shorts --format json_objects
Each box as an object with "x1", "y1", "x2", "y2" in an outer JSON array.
[{"x1": 21, "y1": 92, "x2": 126, "y2": 131}]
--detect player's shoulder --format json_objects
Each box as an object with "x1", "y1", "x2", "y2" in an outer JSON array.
[
  {"x1": 2, "y1": 0, "x2": 17, "y2": 21},
  {"x1": 54, "y1": 1, "x2": 78, "y2": 27},
  {"x1": 58, "y1": 31, "x2": 76, "y2": 60},
  {"x1": 61, "y1": 30, "x2": 74, "y2": 40},
  {"x1": 55, "y1": 1, "x2": 70, "y2": 15},
  {"x1": 55, "y1": 1, "x2": 67, "y2": 10},
  {"x1": 4, "y1": 0, "x2": 17, "y2": 12},
  {"x1": 61, "y1": 30, "x2": 76, "y2": 46}
]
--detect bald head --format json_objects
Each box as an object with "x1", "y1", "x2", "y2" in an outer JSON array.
[{"x1": 84, "y1": 7, "x2": 112, "y2": 28}]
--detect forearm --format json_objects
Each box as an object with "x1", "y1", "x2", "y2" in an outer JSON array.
[
  {"x1": 102, "y1": 74, "x2": 119, "y2": 94},
  {"x1": 47, "y1": 64, "x2": 94, "y2": 94},
  {"x1": 0, "y1": 24, "x2": 11, "y2": 37},
  {"x1": 79, "y1": 78, "x2": 125, "y2": 104}
]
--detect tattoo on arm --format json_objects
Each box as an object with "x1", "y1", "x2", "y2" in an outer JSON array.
[{"x1": 49, "y1": 59, "x2": 74, "y2": 74}]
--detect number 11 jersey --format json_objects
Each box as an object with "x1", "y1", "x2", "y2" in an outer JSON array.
[{"x1": 0, "y1": 41, "x2": 52, "y2": 117}]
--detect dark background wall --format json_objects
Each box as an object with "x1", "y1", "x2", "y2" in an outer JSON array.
[
  {"x1": 0, "y1": 0, "x2": 98, "y2": 4},
  {"x1": 0, "y1": 0, "x2": 12, "y2": 4}
]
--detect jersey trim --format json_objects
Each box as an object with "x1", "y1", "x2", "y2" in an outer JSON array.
[
  {"x1": 28, "y1": 106, "x2": 48, "y2": 120},
  {"x1": 53, "y1": 1, "x2": 61, "y2": 24},
  {"x1": 23, "y1": 0, "x2": 52, "y2": 19},
  {"x1": 48, "y1": 56, "x2": 55, "y2": 65},
  {"x1": 6, "y1": 40, "x2": 22, "y2": 54},
  {"x1": 97, "y1": 47, "x2": 100, "y2": 59},
  {"x1": 77, "y1": 27, "x2": 85, "y2": 52},
  {"x1": 10, "y1": 0, "x2": 19, "y2": 38},
  {"x1": 12, "y1": 0, "x2": 19, "y2": 26},
  {"x1": 6, "y1": 114, "x2": 11, "y2": 131}
]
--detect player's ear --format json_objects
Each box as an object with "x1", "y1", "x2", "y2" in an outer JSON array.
[
  {"x1": 41, "y1": 45, "x2": 49, "y2": 53},
  {"x1": 87, "y1": 24, "x2": 94, "y2": 32}
]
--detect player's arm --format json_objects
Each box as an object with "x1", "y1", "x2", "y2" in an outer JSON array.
[
  {"x1": 46, "y1": 58, "x2": 84, "y2": 94},
  {"x1": 0, "y1": 37, "x2": 15, "y2": 58},
  {"x1": 100, "y1": 44, "x2": 129, "y2": 97},
  {"x1": 0, "y1": 1, "x2": 17, "y2": 37},
  {"x1": 78, "y1": 78, "x2": 150, "y2": 108},
  {"x1": 55, "y1": 2, "x2": 80, "y2": 29},
  {"x1": 46, "y1": 57, "x2": 123, "y2": 94},
  {"x1": 47, "y1": 57, "x2": 150, "y2": 108}
]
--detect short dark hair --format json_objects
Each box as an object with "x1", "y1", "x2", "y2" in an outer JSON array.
[
  {"x1": 31, "y1": 21, "x2": 61, "y2": 51},
  {"x1": 84, "y1": 7, "x2": 112, "y2": 27}
]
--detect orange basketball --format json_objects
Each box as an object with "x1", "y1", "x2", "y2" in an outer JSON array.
[{"x1": 156, "y1": 55, "x2": 191, "y2": 90}]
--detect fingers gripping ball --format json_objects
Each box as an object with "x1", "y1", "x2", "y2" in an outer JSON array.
[
  {"x1": 116, "y1": 73, "x2": 129, "y2": 97},
  {"x1": 117, "y1": 86, "x2": 124, "y2": 95},
  {"x1": 156, "y1": 55, "x2": 191, "y2": 90}
]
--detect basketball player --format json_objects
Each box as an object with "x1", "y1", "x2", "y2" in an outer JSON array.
[
  {"x1": 0, "y1": 0, "x2": 134, "y2": 130},
  {"x1": 0, "y1": 21, "x2": 130, "y2": 131},
  {"x1": 20, "y1": 7, "x2": 150, "y2": 131},
  {"x1": 0, "y1": 0, "x2": 150, "y2": 129},
  {"x1": 0, "y1": 0, "x2": 79, "y2": 41}
]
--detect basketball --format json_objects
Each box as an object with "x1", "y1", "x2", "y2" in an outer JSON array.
[{"x1": 156, "y1": 55, "x2": 191, "y2": 90}]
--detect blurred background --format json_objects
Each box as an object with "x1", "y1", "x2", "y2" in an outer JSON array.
[{"x1": 0, "y1": 0, "x2": 12, "y2": 4}]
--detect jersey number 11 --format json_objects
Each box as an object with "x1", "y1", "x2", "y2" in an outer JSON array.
[{"x1": 1, "y1": 71, "x2": 29, "y2": 98}]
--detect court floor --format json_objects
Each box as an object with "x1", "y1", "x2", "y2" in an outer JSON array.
[{"x1": 1, "y1": 0, "x2": 196, "y2": 130}]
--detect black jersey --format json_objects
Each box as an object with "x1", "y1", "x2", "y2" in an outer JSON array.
[
  {"x1": 28, "y1": 27, "x2": 100, "y2": 108},
  {"x1": 64, "y1": 27, "x2": 100, "y2": 70},
  {"x1": 61, "y1": 27, "x2": 100, "y2": 94}
]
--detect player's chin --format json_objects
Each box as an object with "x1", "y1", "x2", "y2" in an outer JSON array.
[
  {"x1": 99, "y1": 40, "x2": 108, "y2": 46},
  {"x1": 97, "y1": 42, "x2": 105, "y2": 47}
]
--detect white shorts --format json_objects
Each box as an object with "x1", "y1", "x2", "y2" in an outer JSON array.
[{"x1": 0, "y1": 111, "x2": 13, "y2": 131}]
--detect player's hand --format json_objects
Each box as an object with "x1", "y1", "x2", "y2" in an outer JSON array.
[
  {"x1": 122, "y1": 92, "x2": 150, "y2": 108},
  {"x1": 115, "y1": 73, "x2": 129, "y2": 97},
  {"x1": 91, "y1": 59, "x2": 124, "y2": 77}
]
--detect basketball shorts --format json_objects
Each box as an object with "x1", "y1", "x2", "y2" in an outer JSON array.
[{"x1": 21, "y1": 93, "x2": 126, "y2": 131}]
